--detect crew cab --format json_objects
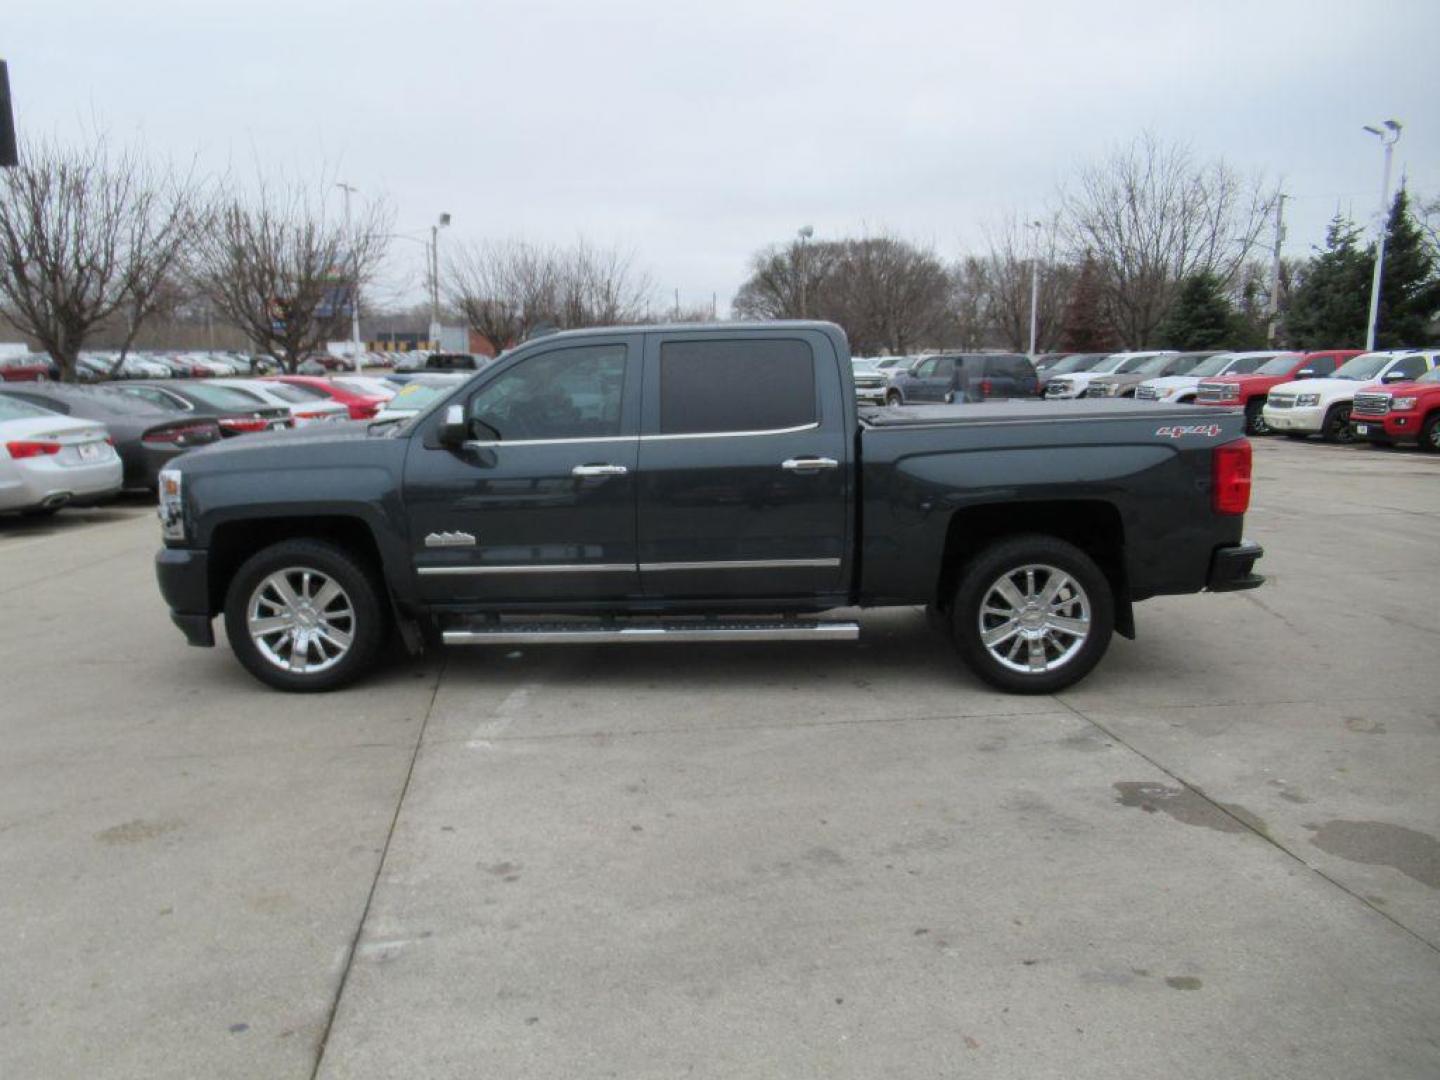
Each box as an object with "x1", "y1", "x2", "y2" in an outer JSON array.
[
  {"x1": 1262, "y1": 351, "x2": 1438, "y2": 442},
  {"x1": 153, "y1": 322, "x2": 1263, "y2": 695},
  {"x1": 1194, "y1": 350, "x2": 1362, "y2": 435},
  {"x1": 1349, "y1": 362, "x2": 1440, "y2": 450}
]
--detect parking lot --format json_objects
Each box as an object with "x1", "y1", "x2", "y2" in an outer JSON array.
[{"x1": 2, "y1": 437, "x2": 1438, "y2": 1079}]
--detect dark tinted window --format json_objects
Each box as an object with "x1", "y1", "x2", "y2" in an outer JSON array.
[
  {"x1": 660, "y1": 339, "x2": 815, "y2": 435},
  {"x1": 1226, "y1": 356, "x2": 1268, "y2": 375},
  {"x1": 1307, "y1": 356, "x2": 1338, "y2": 376},
  {"x1": 0, "y1": 391, "x2": 68, "y2": 414},
  {"x1": 468, "y1": 344, "x2": 627, "y2": 440},
  {"x1": 1389, "y1": 355, "x2": 1428, "y2": 380},
  {"x1": 987, "y1": 355, "x2": 1034, "y2": 378}
]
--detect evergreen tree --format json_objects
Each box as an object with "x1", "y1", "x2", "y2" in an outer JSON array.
[
  {"x1": 1057, "y1": 253, "x2": 1117, "y2": 351},
  {"x1": 1156, "y1": 272, "x2": 1239, "y2": 349},
  {"x1": 1375, "y1": 187, "x2": 1440, "y2": 347},
  {"x1": 1285, "y1": 214, "x2": 1373, "y2": 349}
]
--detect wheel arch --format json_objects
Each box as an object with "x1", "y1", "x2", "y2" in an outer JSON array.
[
  {"x1": 207, "y1": 515, "x2": 385, "y2": 615},
  {"x1": 935, "y1": 500, "x2": 1134, "y2": 639}
]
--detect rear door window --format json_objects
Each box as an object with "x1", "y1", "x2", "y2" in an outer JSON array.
[
  {"x1": 1388, "y1": 355, "x2": 1429, "y2": 380},
  {"x1": 659, "y1": 339, "x2": 815, "y2": 435}
]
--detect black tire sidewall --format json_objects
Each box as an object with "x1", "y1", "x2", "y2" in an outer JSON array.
[
  {"x1": 223, "y1": 539, "x2": 386, "y2": 692},
  {"x1": 1245, "y1": 399, "x2": 1268, "y2": 435},
  {"x1": 1322, "y1": 404, "x2": 1352, "y2": 443},
  {"x1": 1421, "y1": 413, "x2": 1440, "y2": 454},
  {"x1": 951, "y1": 535, "x2": 1115, "y2": 694}
]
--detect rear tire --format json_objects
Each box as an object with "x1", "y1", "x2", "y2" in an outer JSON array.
[
  {"x1": 1244, "y1": 399, "x2": 1270, "y2": 436},
  {"x1": 951, "y1": 534, "x2": 1114, "y2": 695},
  {"x1": 886, "y1": 389, "x2": 903, "y2": 406},
  {"x1": 223, "y1": 539, "x2": 387, "y2": 692},
  {"x1": 1322, "y1": 403, "x2": 1353, "y2": 443}
]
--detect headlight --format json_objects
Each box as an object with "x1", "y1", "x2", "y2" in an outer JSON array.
[
  {"x1": 157, "y1": 468, "x2": 186, "y2": 541},
  {"x1": 1392, "y1": 396, "x2": 1417, "y2": 411},
  {"x1": 1219, "y1": 385, "x2": 1240, "y2": 400},
  {"x1": 1295, "y1": 394, "x2": 1321, "y2": 407}
]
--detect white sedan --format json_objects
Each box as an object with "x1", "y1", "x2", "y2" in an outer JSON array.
[
  {"x1": 0, "y1": 395, "x2": 123, "y2": 515},
  {"x1": 206, "y1": 379, "x2": 352, "y2": 427}
]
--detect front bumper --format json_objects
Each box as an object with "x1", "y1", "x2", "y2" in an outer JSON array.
[
  {"x1": 1207, "y1": 540, "x2": 1265, "y2": 592},
  {"x1": 855, "y1": 387, "x2": 888, "y2": 404},
  {"x1": 1351, "y1": 413, "x2": 1419, "y2": 441},
  {"x1": 155, "y1": 547, "x2": 215, "y2": 646},
  {"x1": 1261, "y1": 404, "x2": 1323, "y2": 433}
]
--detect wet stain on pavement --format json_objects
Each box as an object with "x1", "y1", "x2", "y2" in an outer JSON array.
[
  {"x1": 1165, "y1": 976, "x2": 1203, "y2": 991},
  {"x1": 1305, "y1": 820, "x2": 1440, "y2": 888},
  {"x1": 94, "y1": 818, "x2": 184, "y2": 844},
  {"x1": 1343, "y1": 716, "x2": 1386, "y2": 735},
  {"x1": 1113, "y1": 782, "x2": 1267, "y2": 836}
]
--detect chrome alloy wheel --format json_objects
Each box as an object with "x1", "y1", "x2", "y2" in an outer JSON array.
[
  {"x1": 977, "y1": 563, "x2": 1092, "y2": 674},
  {"x1": 247, "y1": 567, "x2": 356, "y2": 674}
]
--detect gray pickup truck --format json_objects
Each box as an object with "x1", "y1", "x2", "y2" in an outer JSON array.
[{"x1": 154, "y1": 321, "x2": 1263, "y2": 694}]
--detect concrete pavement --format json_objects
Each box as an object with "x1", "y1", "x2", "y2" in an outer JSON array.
[{"x1": 1, "y1": 441, "x2": 1438, "y2": 1078}]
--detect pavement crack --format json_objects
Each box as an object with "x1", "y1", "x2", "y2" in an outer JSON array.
[
  {"x1": 1053, "y1": 695, "x2": 1440, "y2": 958},
  {"x1": 308, "y1": 653, "x2": 448, "y2": 1079}
]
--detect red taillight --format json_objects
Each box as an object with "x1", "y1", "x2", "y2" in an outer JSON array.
[
  {"x1": 143, "y1": 422, "x2": 220, "y2": 445},
  {"x1": 348, "y1": 402, "x2": 378, "y2": 420},
  {"x1": 296, "y1": 410, "x2": 329, "y2": 421},
  {"x1": 219, "y1": 417, "x2": 269, "y2": 433},
  {"x1": 6, "y1": 440, "x2": 63, "y2": 459},
  {"x1": 979, "y1": 379, "x2": 993, "y2": 397},
  {"x1": 1212, "y1": 439, "x2": 1252, "y2": 515}
]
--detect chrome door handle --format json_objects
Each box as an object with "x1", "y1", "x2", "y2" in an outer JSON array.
[
  {"x1": 781, "y1": 457, "x2": 839, "y2": 471},
  {"x1": 572, "y1": 464, "x2": 629, "y2": 477}
]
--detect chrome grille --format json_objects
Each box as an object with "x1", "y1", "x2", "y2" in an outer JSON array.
[
  {"x1": 1196, "y1": 382, "x2": 1237, "y2": 402},
  {"x1": 1135, "y1": 385, "x2": 1160, "y2": 401},
  {"x1": 1352, "y1": 392, "x2": 1390, "y2": 417},
  {"x1": 1267, "y1": 394, "x2": 1295, "y2": 409}
]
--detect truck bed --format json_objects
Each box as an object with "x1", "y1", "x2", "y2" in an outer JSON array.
[{"x1": 858, "y1": 400, "x2": 1236, "y2": 427}]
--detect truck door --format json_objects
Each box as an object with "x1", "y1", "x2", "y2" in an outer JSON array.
[
  {"x1": 401, "y1": 336, "x2": 643, "y2": 603},
  {"x1": 635, "y1": 331, "x2": 852, "y2": 600}
]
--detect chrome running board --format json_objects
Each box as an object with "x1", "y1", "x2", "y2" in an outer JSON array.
[{"x1": 441, "y1": 618, "x2": 860, "y2": 646}]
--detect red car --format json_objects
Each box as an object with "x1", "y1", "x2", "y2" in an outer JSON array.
[
  {"x1": 0, "y1": 354, "x2": 59, "y2": 381},
  {"x1": 1349, "y1": 364, "x2": 1440, "y2": 451},
  {"x1": 1193, "y1": 350, "x2": 1363, "y2": 435},
  {"x1": 265, "y1": 375, "x2": 392, "y2": 421}
]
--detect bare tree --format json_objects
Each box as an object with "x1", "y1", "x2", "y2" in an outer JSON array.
[
  {"x1": 979, "y1": 214, "x2": 1073, "y2": 352},
  {"x1": 0, "y1": 137, "x2": 203, "y2": 381},
  {"x1": 191, "y1": 177, "x2": 392, "y2": 373},
  {"x1": 733, "y1": 231, "x2": 950, "y2": 354},
  {"x1": 1060, "y1": 133, "x2": 1275, "y2": 346},
  {"x1": 445, "y1": 237, "x2": 652, "y2": 355},
  {"x1": 946, "y1": 256, "x2": 993, "y2": 350}
]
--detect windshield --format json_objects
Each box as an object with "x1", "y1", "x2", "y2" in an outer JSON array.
[
  {"x1": 1333, "y1": 353, "x2": 1391, "y2": 380},
  {"x1": 1255, "y1": 355, "x2": 1299, "y2": 375},
  {"x1": 1115, "y1": 354, "x2": 1160, "y2": 374},
  {"x1": 1092, "y1": 355, "x2": 1132, "y2": 374},
  {"x1": 272, "y1": 381, "x2": 331, "y2": 400},
  {"x1": 1048, "y1": 354, "x2": 1107, "y2": 375},
  {"x1": 257, "y1": 383, "x2": 318, "y2": 404},
  {"x1": 851, "y1": 359, "x2": 879, "y2": 372},
  {"x1": 334, "y1": 377, "x2": 393, "y2": 397},
  {"x1": 185, "y1": 384, "x2": 273, "y2": 409},
  {"x1": 0, "y1": 394, "x2": 57, "y2": 420},
  {"x1": 1133, "y1": 355, "x2": 1180, "y2": 375},
  {"x1": 1185, "y1": 354, "x2": 1237, "y2": 378}
]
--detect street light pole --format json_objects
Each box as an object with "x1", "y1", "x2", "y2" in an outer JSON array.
[
  {"x1": 336, "y1": 183, "x2": 362, "y2": 372},
  {"x1": 1025, "y1": 220, "x2": 1043, "y2": 360},
  {"x1": 797, "y1": 225, "x2": 814, "y2": 318},
  {"x1": 430, "y1": 212, "x2": 451, "y2": 350},
  {"x1": 1363, "y1": 120, "x2": 1401, "y2": 352}
]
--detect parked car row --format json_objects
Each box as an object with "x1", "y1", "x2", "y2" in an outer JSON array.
[
  {"x1": 0, "y1": 374, "x2": 414, "y2": 514},
  {"x1": 857, "y1": 346, "x2": 1440, "y2": 451}
]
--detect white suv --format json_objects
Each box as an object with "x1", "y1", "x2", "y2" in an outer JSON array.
[
  {"x1": 1135, "y1": 351, "x2": 1290, "y2": 403},
  {"x1": 1263, "y1": 351, "x2": 1438, "y2": 442}
]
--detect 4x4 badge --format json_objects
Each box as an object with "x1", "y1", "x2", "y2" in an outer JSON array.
[{"x1": 425, "y1": 531, "x2": 477, "y2": 548}]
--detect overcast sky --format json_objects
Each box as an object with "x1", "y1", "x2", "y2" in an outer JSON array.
[{"x1": 9, "y1": 0, "x2": 1439, "y2": 316}]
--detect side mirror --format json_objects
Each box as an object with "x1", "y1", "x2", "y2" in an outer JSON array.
[
  {"x1": 437, "y1": 404, "x2": 467, "y2": 447},
  {"x1": 1295, "y1": 368, "x2": 1315, "y2": 379},
  {"x1": 1381, "y1": 370, "x2": 1409, "y2": 384}
]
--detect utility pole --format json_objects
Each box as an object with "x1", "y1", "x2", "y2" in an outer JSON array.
[
  {"x1": 336, "y1": 183, "x2": 362, "y2": 372},
  {"x1": 430, "y1": 213, "x2": 451, "y2": 350},
  {"x1": 1363, "y1": 120, "x2": 1402, "y2": 352},
  {"x1": 797, "y1": 225, "x2": 814, "y2": 318},
  {"x1": 1025, "y1": 220, "x2": 1043, "y2": 359},
  {"x1": 1266, "y1": 193, "x2": 1287, "y2": 346}
]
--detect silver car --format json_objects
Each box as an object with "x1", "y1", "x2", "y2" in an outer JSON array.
[{"x1": 0, "y1": 394, "x2": 122, "y2": 515}]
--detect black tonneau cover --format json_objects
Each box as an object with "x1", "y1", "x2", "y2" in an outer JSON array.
[{"x1": 858, "y1": 400, "x2": 1235, "y2": 427}]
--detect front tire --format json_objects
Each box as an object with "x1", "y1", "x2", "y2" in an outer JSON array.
[
  {"x1": 223, "y1": 539, "x2": 387, "y2": 692},
  {"x1": 1322, "y1": 403, "x2": 1353, "y2": 443},
  {"x1": 886, "y1": 389, "x2": 903, "y2": 406},
  {"x1": 1421, "y1": 412, "x2": 1440, "y2": 454},
  {"x1": 1245, "y1": 399, "x2": 1270, "y2": 435},
  {"x1": 951, "y1": 535, "x2": 1114, "y2": 694}
]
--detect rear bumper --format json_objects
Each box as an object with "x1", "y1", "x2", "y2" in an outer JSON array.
[
  {"x1": 156, "y1": 547, "x2": 215, "y2": 646},
  {"x1": 1207, "y1": 540, "x2": 1265, "y2": 592}
]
